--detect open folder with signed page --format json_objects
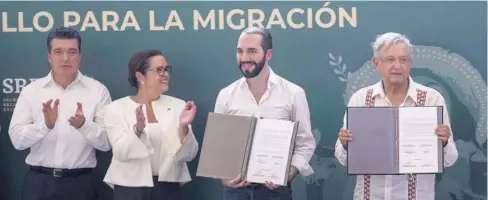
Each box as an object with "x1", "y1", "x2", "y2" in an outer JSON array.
[
  {"x1": 196, "y1": 112, "x2": 298, "y2": 186},
  {"x1": 346, "y1": 106, "x2": 444, "y2": 175}
]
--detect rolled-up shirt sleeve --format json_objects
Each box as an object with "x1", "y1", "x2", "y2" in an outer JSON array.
[
  {"x1": 335, "y1": 112, "x2": 349, "y2": 167},
  {"x1": 433, "y1": 94, "x2": 458, "y2": 167},
  {"x1": 290, "y1": 88, "x2": 316, "y2": 177}
]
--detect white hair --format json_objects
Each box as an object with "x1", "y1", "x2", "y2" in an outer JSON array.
[{"x1": 371, "y1": 32, "x2": 413, "y2": 57}]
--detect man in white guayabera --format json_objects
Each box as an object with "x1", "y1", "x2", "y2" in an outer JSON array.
[{"x1": 334, "y1": 32, "x2": 458, "y2": 200}]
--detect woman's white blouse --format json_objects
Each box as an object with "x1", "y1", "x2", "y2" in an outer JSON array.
[
  {"x1": 102, "y1": 95, "x2": 199, "y2": 188},
  {"x1": 147, "y1": 123, "x2": 162, "y2": 175}
]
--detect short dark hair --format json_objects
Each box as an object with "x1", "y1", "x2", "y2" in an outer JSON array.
[
  {"x1": 241, "y1": 27, "x2": 273, "y2": 52},
  {"x1": 128, "y1": 50, "x2": 163, "y2": 88},
  {"x1": 46, "y1": 27, "x2": 82, "y2": 52}
]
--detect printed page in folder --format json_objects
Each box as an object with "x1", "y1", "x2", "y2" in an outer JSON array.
[
  {"x1": 398, "y1": 107, "x2": 439, "y2": 173},
  {"x1": 245, "y1": 118, "x2": 295, "y2": 185}
]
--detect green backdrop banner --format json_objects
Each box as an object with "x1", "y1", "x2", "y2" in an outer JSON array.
[{"x1": 0, "y1": 1, "x2": 486, "y2": 200}]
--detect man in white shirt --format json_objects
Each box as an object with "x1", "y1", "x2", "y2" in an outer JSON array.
[
  {"x1": 334, "y1": 32, "x2": 458, "y2": 200},
  {"x1": 8, "y1": 27, "x2": 112, "y2": 200},
  {"x1": 214, "y1": 27, "x2": 316, "y2": 200}
]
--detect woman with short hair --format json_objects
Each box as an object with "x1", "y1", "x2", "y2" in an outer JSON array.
[{"x1": 103, "y1": 50, "x2": 199, "y2": 200}]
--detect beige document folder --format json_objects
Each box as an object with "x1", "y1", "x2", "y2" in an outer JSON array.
[{"x1": 196, "y1": 112, "x2": 299, "y2": 186}]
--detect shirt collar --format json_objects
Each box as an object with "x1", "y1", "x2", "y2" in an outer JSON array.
[
  {"x1": 41, "y1": 70, "x2": 86, "y2": 88},
  {"x1": 268, "y1": 67, "x2": 279, "y2": 86},
  {"x1": 372, "y1": 76, "x2": 419, "y2": 103},
  {"x1": 239, "y1": 66, "x2": 279, "y2": 88}
]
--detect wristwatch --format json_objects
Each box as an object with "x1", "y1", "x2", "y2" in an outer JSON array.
[{"x1": 133, "y1": 124, "x2": 144, "y2": 137}]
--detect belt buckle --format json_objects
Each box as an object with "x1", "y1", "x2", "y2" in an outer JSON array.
[{"x1": 53, "y1": 169, "x2": 63, "y2": 177}]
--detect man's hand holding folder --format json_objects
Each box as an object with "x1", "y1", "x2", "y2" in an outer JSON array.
[
  {"x1": 435, "y1": 125, "x2": 451, "y2": 146},
  {"x1": 222, "y1": 175, "x2": 251, "y2": 189},
  {"x1": 338, "y1": 128, "x2": 352, "y2": 149},
  {"x1": 262, "y1": 166, "x2": 298, "y2": 190},
  {"x1": 221, "y1": 166, "x2": 299, "y2": 189}
]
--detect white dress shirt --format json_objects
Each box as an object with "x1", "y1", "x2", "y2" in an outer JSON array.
[
  {"x1": 214, "y1": 67, "x2": 316, "y2": 177},
  {"x1": 334, "y1": 77, "x2": 458, "y2": 200},
  {"x1": 103, "y1": 95, "x2": 199, "y2": 188},
  {"x1": 8, "y1": 71, "x2": 112, "y2": 169}
]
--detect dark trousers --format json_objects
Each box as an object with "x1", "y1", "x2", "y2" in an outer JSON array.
[
  {"x1": 22, "y1": 168, "x2": 96, "y2": 200},
  {"x1": 113, "y1": 176, "x2": 181, "y2": 200},
  {"x1": 223, "y1": 184, "x2": 292, "y2": 200}
]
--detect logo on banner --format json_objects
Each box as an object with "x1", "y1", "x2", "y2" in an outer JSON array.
[{"x1": 1, "y1": 78, "x2": 38, "y2": 113}]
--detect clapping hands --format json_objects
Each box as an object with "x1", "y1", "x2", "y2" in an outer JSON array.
[
  {"x1": 134, "y1": 105, "x2": 146, "y2": 136},
  {"x1": 179, "y1": 101, "x2": 196, "y2": 127},
  {"x1": 68, "y1": 103, "x2": 85, "y2": 129},
  {"x1": 42, "y1": 99, "x2": 59, "y2": 129},
  {"x1": 42, "y1": 100, "x2": 86, "y2": 129}
]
